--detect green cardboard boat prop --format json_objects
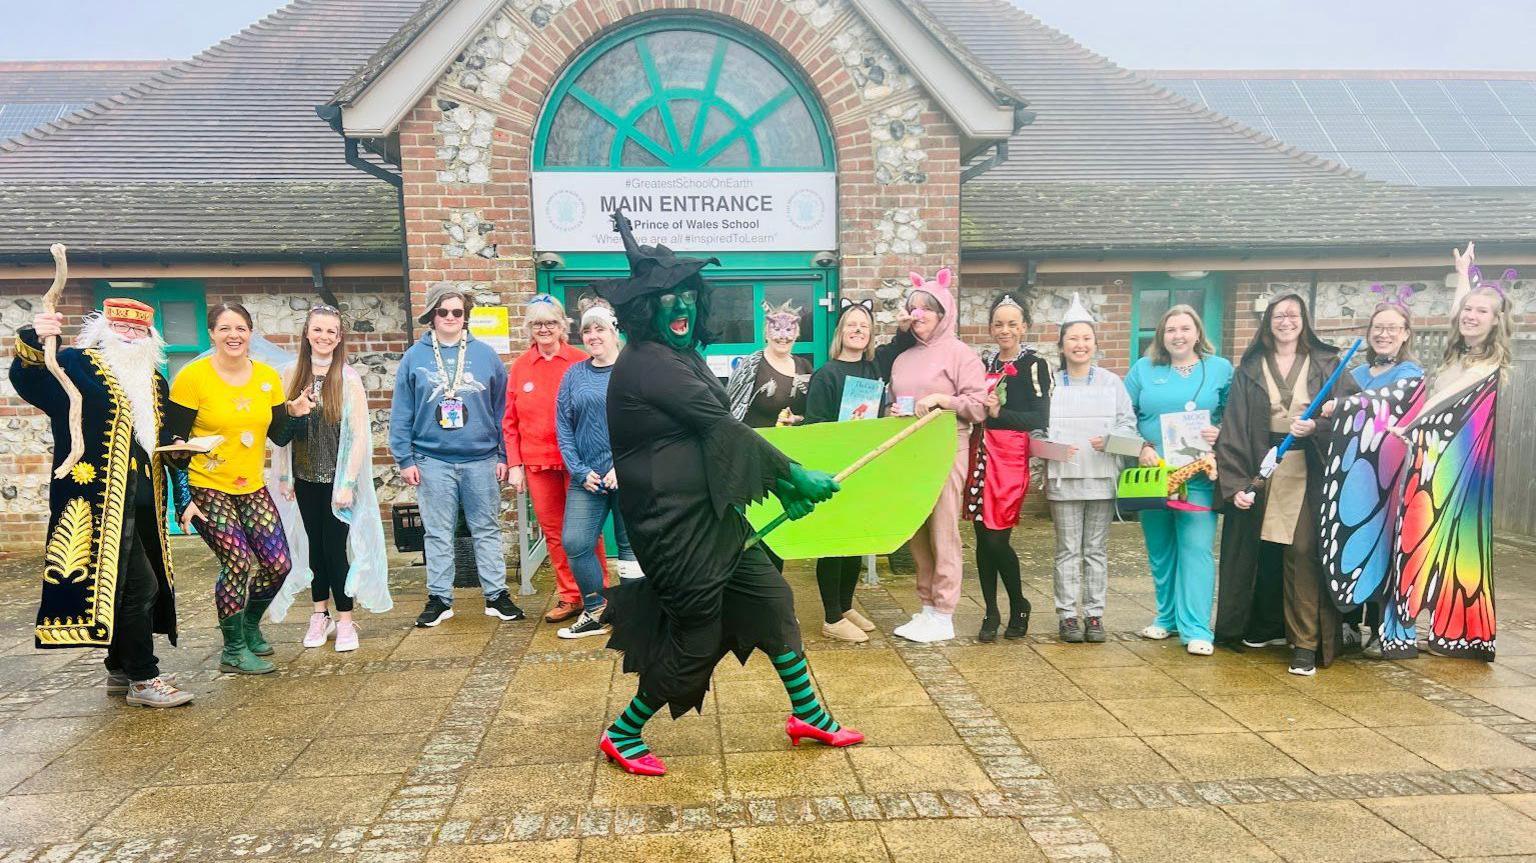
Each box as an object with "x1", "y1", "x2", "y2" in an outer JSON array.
[{"x1": 745, "y1": 413, "x2": 957, "y2": 559}]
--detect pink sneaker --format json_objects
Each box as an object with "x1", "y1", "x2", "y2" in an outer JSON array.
[
  {"x1": 334, "y1": 620, "x2": 359, "y2": 653},
  {"x1": 302, "y1": 612, "x2": 335, "y2": 648}
]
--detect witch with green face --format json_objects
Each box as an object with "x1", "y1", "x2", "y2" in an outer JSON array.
[{"x1": 591, "y1": 213, "x2": 863, "y2": 777}]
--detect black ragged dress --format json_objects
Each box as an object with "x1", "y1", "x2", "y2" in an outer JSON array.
[{"x1": 605, "y1": 340, "x2": 802, "y2": 717}]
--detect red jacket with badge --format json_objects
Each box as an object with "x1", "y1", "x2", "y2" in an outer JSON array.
[{"x1": 503, "y1": 342, "x2": 588, "y2": 470}]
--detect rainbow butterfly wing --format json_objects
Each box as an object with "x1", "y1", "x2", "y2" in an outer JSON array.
[
  {"x1": 1320, "y1": 377, "x2": 1425, "y2": 610},
  {"x1": 1384, "y1": 371, "x2": 1498, "y2": 660}
]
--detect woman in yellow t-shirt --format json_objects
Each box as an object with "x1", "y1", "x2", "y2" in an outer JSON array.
[{"x1": 168, "y1": 302, "x2": 312, "y2": 675}]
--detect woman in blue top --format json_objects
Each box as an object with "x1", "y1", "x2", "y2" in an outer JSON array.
[
  {"x1": 554, "y1": 302, "x2": 641, "y2": 639},
  {"x1": 1124, "y1": 305, "x2": 1232, "y2": 656},
  {"x1": 1352, "y1": 300, "x2": 1422, "y2": 391}
]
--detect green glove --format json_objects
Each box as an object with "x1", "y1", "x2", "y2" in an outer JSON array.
[{"x1": 773, "y1": 463, "x2": 839, "y2": 520}]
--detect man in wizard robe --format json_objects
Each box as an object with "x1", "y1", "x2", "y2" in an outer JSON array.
[
  {"x1": 10, "y1": 299, "x2": 193, "y2": 707},
  {"x1": 592, "y1": 211, "x2": 863, "y2": 777}
]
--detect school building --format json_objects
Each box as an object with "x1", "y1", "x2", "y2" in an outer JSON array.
[{"x1": 1, "y1": 0, "x2": 1534, "y2": 547}]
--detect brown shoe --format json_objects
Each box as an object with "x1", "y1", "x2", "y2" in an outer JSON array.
[
  {"x1": 544, "y1": 600, "x2": 582, "y2": 623},
  {"x1": 842, "y1": 608, "x2": 877, "y2": 632},
  {"x1": 822, "y1": 618, "x2": 869, "y2": 643}
]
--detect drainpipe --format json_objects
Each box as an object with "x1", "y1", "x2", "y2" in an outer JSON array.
[
  {"x1": 310, "y1": 263, "x2": 339, "y2": 308},
  {"x1": 960, "y1": 140, "x2": 1009, "y2": 184},
  {"x1": 342, "y1": 136, "x2": 413, "y2": 341}
]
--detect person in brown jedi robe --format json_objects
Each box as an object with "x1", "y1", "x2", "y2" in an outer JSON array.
[{"x1": 1214, "y1": 293, "x2": 1358, "y2": 676}]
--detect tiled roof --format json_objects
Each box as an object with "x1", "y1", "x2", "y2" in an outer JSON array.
[
  {"x1": 0, "y1": 61, "x2": 170, "y2": 103},
  {"x1": 0, "y1": 181, "x2": 401, "y2": 263},
  {"x1": 920, "y1": 0, "x2": 1355, "y2": 183},
  {"x1": 0, "y1": 61, "x2": 170, "y2": 144},
  {"x1": 1151, "y1": 71, "x2": 1536, "y2": 188},
  {"x1": 961, "y1": 179, "x2": 1536, "y2": 256},
  {"x1": 0, "y1": 0, "x2": 422, "y2": 180},
  {"x1": 329, "y1": 0, "x2": 456, "y2": 107}
]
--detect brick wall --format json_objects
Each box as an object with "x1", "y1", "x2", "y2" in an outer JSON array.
[
  {"x1": 0, "y1": 275, "x2": 409, "y2": 550},
  {"x1": 396, "y1": 0, "x2": 964, "y2": 343},
  {"x1": 953, "y1": 270, "x2": 1136, "y2": 374}
]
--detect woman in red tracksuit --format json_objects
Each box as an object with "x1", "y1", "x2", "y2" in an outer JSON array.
[{"x1": 503, "y1": 294, "x2": 604, "y2": 624}]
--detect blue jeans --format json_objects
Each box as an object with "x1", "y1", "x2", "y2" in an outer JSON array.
[
  {"x1": 562, "y1": 483, "x2": 634, "y2": 611},
  {"x1": 418, "y1": 455, "x2": 507, "y2": 603}
]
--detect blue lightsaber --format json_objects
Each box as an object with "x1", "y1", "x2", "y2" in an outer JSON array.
[{"x1": 1244, "y1": 337, "x2": 1363, "y2": 495}]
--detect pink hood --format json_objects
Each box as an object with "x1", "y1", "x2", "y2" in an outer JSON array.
[{"x1": 890, "y1": 268, "x2": 988, "y2": 428}]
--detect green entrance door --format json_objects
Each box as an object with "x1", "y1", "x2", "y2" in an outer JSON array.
[{"x1": 1130, "y1": 273, "x2": 1226, "y2": 359}]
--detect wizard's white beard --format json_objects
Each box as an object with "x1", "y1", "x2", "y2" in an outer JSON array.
[{"x1": 84, "y1": 323, "x2": 167, "y2": 454}]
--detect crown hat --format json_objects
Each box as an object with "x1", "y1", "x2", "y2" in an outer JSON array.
[{"x1": 102, "y1": 298, "x2": 155, "y2": 328}]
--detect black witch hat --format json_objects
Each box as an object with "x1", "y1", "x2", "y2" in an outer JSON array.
[{"x1": 590, "y1": 211, "x2": 720, "y2": 307}]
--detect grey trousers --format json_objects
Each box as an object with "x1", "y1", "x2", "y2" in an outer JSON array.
[{"x1": 1051, "y1": 499, "x2": 1114, "y2": 619}]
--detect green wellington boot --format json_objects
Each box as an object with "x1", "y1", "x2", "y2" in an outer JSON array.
[
  {"x1": 243, "y1": 599, "x2": 275, "y2": 657},
  {"x1": 218, "y1": 615, "x2": 275, "y2": 674}
]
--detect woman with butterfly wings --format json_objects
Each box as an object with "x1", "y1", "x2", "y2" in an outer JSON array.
[{"x1": 1319, "y1": 244, "x2": 1511, "y2": 662}]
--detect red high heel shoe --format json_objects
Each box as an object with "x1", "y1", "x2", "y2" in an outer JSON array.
[
  {"x1": 599, "y1": 732, "x2": 667, "y2": 776},
  {"x1": 785, "y1": 715, "x2": 865, "y2": 747}
]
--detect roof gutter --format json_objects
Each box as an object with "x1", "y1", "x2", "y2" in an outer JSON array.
[{"x1": 319, "y1": 103, "x2": 414, "y2": 341}]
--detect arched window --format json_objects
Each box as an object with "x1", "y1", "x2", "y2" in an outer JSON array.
[{"x1": 535, "y1": 19, "x2": 834, "y2": 171}]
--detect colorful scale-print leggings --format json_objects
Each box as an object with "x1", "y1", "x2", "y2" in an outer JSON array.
[{"x1": 191, "y1": 486, "x2": 292, "y2": 620}]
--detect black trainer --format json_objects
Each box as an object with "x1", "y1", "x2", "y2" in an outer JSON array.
[
  {"x1": 557, "y1": 608, "x2": 609, "y2": 639},
  {"x1": 1288, "y1": 647, "x2": 1317, "y2": 677},
  {"x1": 415, "y1": 595, "x2": 454, "y2": 628},
  {"x1": 484, "y1": 591, "x2": 525, "y2": 621}
]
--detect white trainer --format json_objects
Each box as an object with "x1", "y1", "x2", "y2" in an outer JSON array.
[{"x1": 302, "y1": 612, "x2": 336, "y2": 648}]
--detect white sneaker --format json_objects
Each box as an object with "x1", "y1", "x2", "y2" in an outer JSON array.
[
  {"x1": 1186, "y1": 639, "x2": 1214, "y2": 656},
  {"x1": 1140, "y1": 624, "x2": 1172, "y2": 640},
  {"x1": 892, "y1": 610, "x2": 930, "y2": 641},
  {"x1": 617, "y1": 559, "x2": 646, "y2": 581},
  {"x1": 302, "y1": 612, "x2": 336, "y2": 648},
  {"x1": 897, "y1": 611, "x2": 955, "y2": 644},
  {"x1": 334, "y1": 620, "x2": 360, "y2": 652}
]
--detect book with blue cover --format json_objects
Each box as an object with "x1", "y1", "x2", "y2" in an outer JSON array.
[{"x1": 837, "y1": 376, "x2": 884, "y2": 422}]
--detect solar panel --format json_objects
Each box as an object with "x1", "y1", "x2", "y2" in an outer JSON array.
[
  {"x1": 1446, "y1": 151, "x2": 1519, "y2": 185},
  {"x1": 1394, "y1": 80, "x2": 1458, "y2": 113},
  {"x1": 1469, "y1": 114, "x2": 1536, "y2": 151},
  {"x1": 1344, "y1": 80, "x2": 1411, "y2": 113},
  {"x1": 1317, "y1": 113, "x2": 1386, "y2": 151},
  {"x1": 1265, "y1": 114, "x2": 1335, "y2": 152},
  {"x1": 1295, "y1": 79, "x2": 1358, "y2": 114},
  {"x1": 1489, "y1": 81, "x2": 1536, "y2": 113},
  {"x1": 1366, "y1": 113, "x2": 1437, "y2": 150},
  {"x1": 1335, "y1": 151, "x2": 1413, "y2": 185},
  {"x1": 0, "y1": 102, "x2": 79, "y2": 140},
  {"x1": 1419, "y1": 114, "x2": 1488, "y2": 150},
  {"x1": 1494, "y1": 151, "x2": 1536, "y2": 184},
  {"x1": 1193, "y1": 79, "x2": 1260, "y2": 118},
  {"x1": 1395, "y1": 151, "x2": 1467, "y2": 185},
  {"x1": 1247, "y1": 79, "x2": 1309, "y2": 113},
  {"x1": 1442, "y1": 80, "x2": 1508, "y2": 115}
]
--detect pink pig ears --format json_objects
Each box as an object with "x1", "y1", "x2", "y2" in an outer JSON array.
[
  {"x1": 908, "y1": 268, "x2": 955, "y2": 291},
  {"x1": 909, "y1": 271, "x2": 927, "y2": 289},
  {"x1": 935, "y1": 268, "x2": 953, "y2": 290}
]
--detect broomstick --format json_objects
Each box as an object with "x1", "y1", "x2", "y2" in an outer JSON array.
[
  {"x1": 1243, "y1": 337, "x2": 1363, "y2": 496},
  {"x1": 42, "y1": 244, "x2": 86, "y2": 480},
  {"x1": 745, "y1": 409, "x2": 947, "y2": 550}
]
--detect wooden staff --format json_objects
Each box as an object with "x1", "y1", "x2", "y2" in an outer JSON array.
[
  {"x1": 42, "y1": 243, "x2": 85, "y2": 480},
  {"x1": 745, "y1": 409, "x2": 947, "y2": 550}
]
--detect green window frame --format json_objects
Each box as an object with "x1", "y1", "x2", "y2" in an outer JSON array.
[
  {"x1": 534, "y1": 18, "x2": 836, "y2": 171},
  {"x1": 1129, "y1": 273, "x2": 1226, "y2": 360}
]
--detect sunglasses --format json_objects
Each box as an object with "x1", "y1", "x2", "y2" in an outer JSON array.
[{"x1": 434, "y1": 307, "x2": 466, "y2": 319}]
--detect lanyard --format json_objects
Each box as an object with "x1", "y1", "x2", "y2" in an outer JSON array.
[
  {"x1": 431, "y1": 333, "x2": 467, "y2": 399},
  {"x1": 1058, "y1": 367, "x2": 1095, "y2": 387}
]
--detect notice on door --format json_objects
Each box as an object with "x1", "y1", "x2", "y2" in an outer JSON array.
[{"x1": 532, "y1": 172, "x2": 836, "y2": 252}]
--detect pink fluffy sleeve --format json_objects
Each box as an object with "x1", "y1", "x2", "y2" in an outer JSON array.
[{"x1": 949, "y1": 348, "x2": 989, "y2": 423}]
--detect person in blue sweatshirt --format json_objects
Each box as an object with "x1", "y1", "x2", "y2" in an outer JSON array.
[{"x1": 390, "y1": 285, "x2": 522, "y2": 628}]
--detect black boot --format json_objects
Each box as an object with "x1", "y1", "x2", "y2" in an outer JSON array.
[
  {"x1": 1004, "y1": 599, "x2": 1032, "y2": 639},
  {"x1": 978, "y1": 612, "x2": 1000, "y2": 644}
]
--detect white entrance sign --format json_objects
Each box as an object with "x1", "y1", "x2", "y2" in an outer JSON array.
[{"x1": 532, "y1": 172, "x2": 837, "y2": 252}]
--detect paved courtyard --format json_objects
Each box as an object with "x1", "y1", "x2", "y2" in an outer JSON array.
[{"x1": 1, "y1": 520, "x2": 1535, "y2": 863}]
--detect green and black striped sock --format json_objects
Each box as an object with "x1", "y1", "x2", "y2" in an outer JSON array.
[
  {"x1": 606, "y1": 690, "x2": 662, "y2": 758},
  {"x1": 771, "y1": 650, "x2": 840, "y2": 732}
]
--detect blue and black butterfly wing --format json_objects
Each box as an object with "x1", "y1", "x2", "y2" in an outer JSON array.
[{"x1": 1319, "y1": 376, "x2": 1425, "y2": 611}]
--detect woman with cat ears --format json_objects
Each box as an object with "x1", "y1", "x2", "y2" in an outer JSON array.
[
  {"x1": 803, "y1": 298, "x2": 885, "y2": 642},
  {"x1": 966, "y1": 291, "x2": 1052, "y2": 643}
]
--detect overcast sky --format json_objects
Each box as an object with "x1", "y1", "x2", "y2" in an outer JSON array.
[{"x1": 0, "y1": 0, "x2": 1531, "y2": 71}]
